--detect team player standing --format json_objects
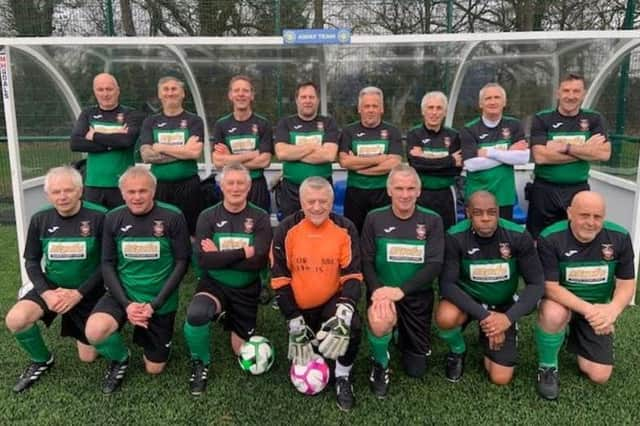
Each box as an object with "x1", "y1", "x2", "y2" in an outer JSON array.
[{"x1": 5, "y1": 73, "x2": 634, "y2": 409}]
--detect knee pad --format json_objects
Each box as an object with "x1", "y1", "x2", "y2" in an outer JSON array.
[
  {"x1": 186, "y1": 294, "x2": 221, "y2": 326},
  {"x1": 402, "y1": 350, "x2": 429, "y2": 378}
]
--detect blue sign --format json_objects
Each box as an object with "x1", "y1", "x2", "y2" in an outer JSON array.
[{"x1": 282, "y1": 29, "x2": 351, "y2": 45}]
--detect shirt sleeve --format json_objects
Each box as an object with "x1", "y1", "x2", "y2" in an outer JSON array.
[
  {"x1": 323, "y1": 117, "x2": 339, "y2": 144},
  {"x1": 258, "y1": 119, "x2": 274, "y2": 154},
  {"x1": 460, "y1": 127, "x2": 479, "y2": 161},
  {"x1": 273, "y1": 118, "x2": 290, "y2": 144},
  {"x1": 504, "y1": 231, "x2": 544, "y2": 323},
  {"x1": 338, "y1": 218, "x2": 363, "y2": 306},
  {"x1": 537, "y1": 235, "x2": 560, "y2": 282},
  {"x1": 388, "y1": 127, "x2": 403, "y2": 156},
  {"x1": 23, "y1": 215, "x2": 52, "y2": 295},
  {"x1": 191, "y1": 116, "x2": 205, "y2": 140},
  {"x1": 529, "y1": 114, "x2": 548, "y2": 146},
  {"x1": 615, "y1": 232, "x2": 635, "y2": 279},
  {"x1": 338, "y1": 128, "x2": 352, "y2": 154},
  {"x1": 139, "y1": 117, "x2": 154, "y2": 146},
  {"x1": 360, "y1": 213, "x2": 382, "y2": 293}
]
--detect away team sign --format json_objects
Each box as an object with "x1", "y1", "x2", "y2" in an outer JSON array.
[{"x1": 283, "y1": 29, "x2": 351, "y2": 45}]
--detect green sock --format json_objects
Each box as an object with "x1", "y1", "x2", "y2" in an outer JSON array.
[
  {"x1": 95, "y1": 332, "x2": 129, "y2": 362},
  {"x1": 14, "y1": 324, "x2": 50, "y2": 363},
  {"x1": 438, "y1": 326, "x2": 466, "y2": 354},
  {"x1": 535, "y1": 324, "x2": 565, "y2": 368},
  {"x1": 191, "y1": 254, "x2": 204, "y2": 280},
  {"x1": 184, "y1": 321, "x2": 211, "y2": 365},
  {"x1": 367, "y1": 329, "x2": 392, "y2": 368}
]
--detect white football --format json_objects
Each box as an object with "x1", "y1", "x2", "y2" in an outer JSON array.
[{"x1": 238, "y1": 335, "x2": 275, "y2": 375}]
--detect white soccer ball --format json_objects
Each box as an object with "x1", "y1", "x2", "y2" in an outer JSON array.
[
  {"x1": 238, "y1": 335, "x2": 275, "y2": 375},
  {"x1": 289, "y1": 354, "x2": 330, "y2": 395}
]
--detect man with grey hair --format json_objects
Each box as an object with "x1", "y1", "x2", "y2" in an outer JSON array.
[
  {"x1": 361, "y1": 164, "x2": 444, "y2": 398},
  {"x1": 271, "y1": 176, "x2": 363, "y2": 411},
  {"x1": 338, "y1": 86, "x2": 402, "y2": 233},
  {"x1": 85, "y1": 165, "x2": 191, "y2": 394},
  {"x1": 460, "y1": 82, "x2": 529, "y2": 221},
  {"x1": 6, "y1": 166, "x2": 107, "y2": 392},
  {"x1": 183, "y1": 162, "x2": 272, "y2": 396},
  {"x1": 140, "y1": 76, "x2": 205, "y2": 235},
  {"x1": 407, "y1": 91, "x2": 462, "y2": 230},
  {"x1": 71, "y1": 73, "x2": 140, "y2": 209}
]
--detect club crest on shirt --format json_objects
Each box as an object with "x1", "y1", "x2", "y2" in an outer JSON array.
[
  {"x1": 180, "y1": 119, "x2": 187, "y2": 129},
  {"x1": 316, "y1": 121, "x2": 324, "y2": 131},
  {"x1": 579, "y1": 119, "x2": 589, "y2": 131},
  {"x1": 416, "y1": 224, "x2": 426, "y2": 240},
  {"x1": 153, "y1": 220, "x2": 165, "y2": 237},
  {"x1": 79, "y1": 221, "x2": 91, "y2": 237},
  {"x1": 380, "y1": 129, "x2": 389, "y2": 140},
  {"x1": 244, "y1": 218, "x2": 255, "y2": 234},
  {"x1": 443, "y1": 136, "x2": 451, "y2": 148},
  {"x1": 501, "y1": 127, "x2": 511, "y2": 140},
  {"x1": 601, "y1": 244, "x2": 614, "y2": 261},
  {"x1": 251, "y1": 124, "x2": 258, "y2": 135},
  {"x1": 499, "y1": 242, "x2": 512, "y2": 260},
  {"x1": 116, "y1": 113, "x2": 125, "y2": 123}
]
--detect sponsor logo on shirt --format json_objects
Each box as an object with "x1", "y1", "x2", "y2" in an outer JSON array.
[
  {"x1": 421, "y1": 138, "x2": 430, "y2": 144},
  {"x1": 122, "y1": 241, "x2": 160, "y2": 260},
  {"x1": 293, "y1": 125, "x2": 303, "y2": 130},
  {"x1": 92, "y1": 114, "x2": 103, "y2": 119},
  {"x1": 120, "y1": 225, "x2": 133, "y2": 232},
  {"x1": 467, "y1": 248, "x2": 480, "y2": 255},
  {"x1": 551, "y1": 122, "x2": 563, "y2": 129},
  {"x1": 228, "y1": 127, "x2": 237, "y2": 133},
  {"x1": 48, "y1": 241, "x2": 87, "y2": 260},
  {"x1": 383, "y1": 226, "x2": 396, "y2": 233},
  {"x1": 216, "y1": 221, "x2": 228, "y2": 228},
  {"x1": 470, "y1": 263, "x2": 510, "y2": 282},
  {"x1": 157, "y1": 122, "x2": 167, "y2": 128},
  {"x1": 219, "y1": 236, "x2": 250, "y2": 251},
  {"x1": 479, "y1": 133, "x2": 489, "y2": 140},
  {"x1": 386, "y1": 243, "x2": 425, "y2": 263},
  {"x1": 564, "y1": 249, "x2": 578, "y2": 257},
  {"x1": 565, "y1": 265, "x2": 608, "y2": 285},
  {"x1": 356, "y1": 143, "x2": 385, "y2": 157},
  {"x1": 356, "y1": 132, "x2": 366, "y2": 137},
  {"x1": 47, "y1": 226, "x2": 60, "y2": 234}
]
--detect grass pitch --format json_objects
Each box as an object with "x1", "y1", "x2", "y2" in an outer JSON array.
[{"x1": 0, "y1": 224, "x2": 639, "y2": 425}]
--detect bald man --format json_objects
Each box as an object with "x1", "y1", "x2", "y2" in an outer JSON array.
[
  {"x1": 436, "y1": 191, "x2": 543, "y2": 385},
  {"x1": 534, "y1": 191, "x2": 635, "y2": 400},
  {"x1": 71, "y1": 73, "x2": 140, "y2": 209}
]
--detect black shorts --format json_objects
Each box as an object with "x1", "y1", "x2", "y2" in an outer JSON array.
[
  {"x1": 91, "y1": 293, "x2": 176, "y2": 363},
  {"x1": 344, "y1": 186, "x2": 390, "y2": 234},
  {"x1": 417, "y1": 186, "x2": 457, "y2": 231},
  {"x1": 567, "y1": 313, "x2": 613, "y2": 365},
  {"x1": 84, "y1": 186, "x2": 124, "y2": 210},
  {"x1": 395, "y1": 289, "x2": 435, "y2": 356},
  {"x1": 155, "y1": 174, "x2": 203, "y2": 235},
  {"x1": 276, "y1": 177, "x2": 333, "y2": 219},
  {"x1": 301, "y1": 295, "x2": 362, "y2": 367},
  {"x1": 526, "y1": 179, "x2": 589, "y2": 239},
  {"x1": 21, "y1": 288, "x2": 102, "y2": 345},
  {"x1": 195, "y1": 277, "x2": 260, "y2": 340},
  {"x1": 462, "y1": 302, "x2": 518, "y2": 367}
]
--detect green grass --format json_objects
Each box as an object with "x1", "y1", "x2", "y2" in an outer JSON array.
[{"x1": 0, "y1": 223, "x2": 639, "y2": 424}]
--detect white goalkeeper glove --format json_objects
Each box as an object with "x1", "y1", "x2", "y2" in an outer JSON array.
[
  {"x1": 316, "y1": 303, "x2": 354, "y2": 360},
  {"x1": 287, "y1": 315, "x2": 315, "y2": 366}
]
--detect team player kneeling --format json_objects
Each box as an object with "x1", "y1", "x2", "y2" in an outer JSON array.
[{"x1": 6, "y1": 162, "x2": 635, "y2": 406}]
